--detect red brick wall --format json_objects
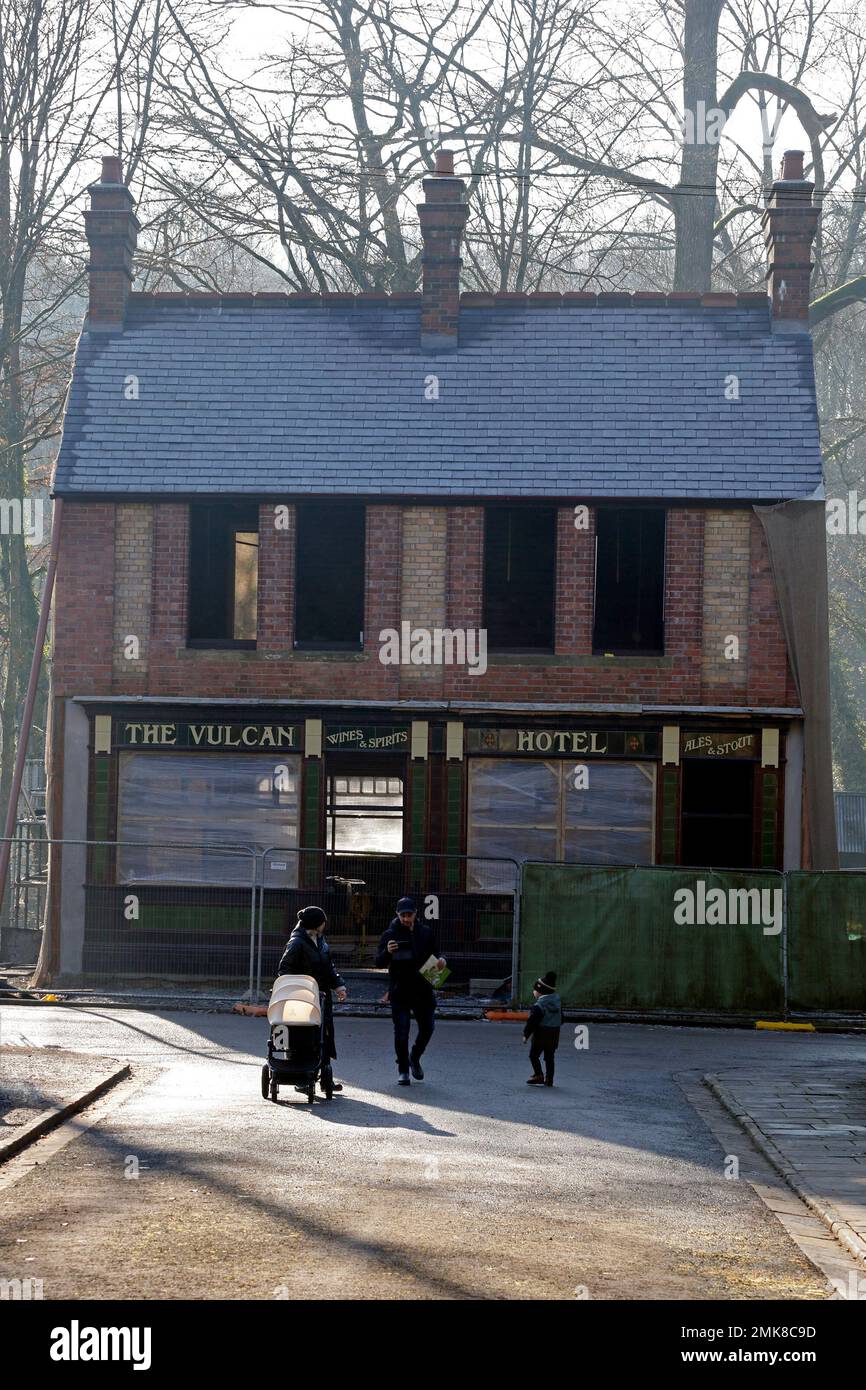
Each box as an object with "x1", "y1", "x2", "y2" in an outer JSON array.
[
  {"x1": 51, "y1": 499, "x2": 795, "y2": 710},
  {"x1": 257, "y1": 502, "x2": 294, "y2": 650},
  {"x1": 150, "y1": 503, "x2": 189, "y2": 652},
  {"x1": 747, "y1": 511, "x2": 790, "y2": 706},
  {"x1": 555, "y1": 505, "x2": 595, "y2": 656},
  {"x1": 53, "y1": 502, "x2": 115, "y2": 695},
  {"x1": 444, "y1": 506, "x2": 483, "y2": 698}
]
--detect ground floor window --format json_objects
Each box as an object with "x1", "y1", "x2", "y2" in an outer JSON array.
[
  {"x1": 116, "y1": 752, "x2": 301, "y2": 885},
  {"x1": 467, "y1": 758, "x2": 656, "y2": 887}
]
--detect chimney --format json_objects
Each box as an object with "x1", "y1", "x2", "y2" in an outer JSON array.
[
  {"x1": 84, "y1": 156, "x2": 139, "y2": 329},
  {"x1": 417, "y1": 150, "x2": 468, "y2": 350},
  {"x1": 762, "y1": 149, "x2": 819, "y2": 329}
]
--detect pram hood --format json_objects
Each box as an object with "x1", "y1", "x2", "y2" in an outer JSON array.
[{"x1": 268, "y1": 974, "x2": 322, "y2": 1027}]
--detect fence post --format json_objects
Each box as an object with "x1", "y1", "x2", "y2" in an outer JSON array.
[
  {"x1": 782, "y1": 870, "x2": 789, "y2": 1020},
  {"x1": 255, "y1": 851, "x2": 268, "y2": 1003},
  {"x1": 248, "y1": 852, "x2": 260, "y2": 1003},
  {"x1": 510, "y1": 861, "x2": 522, "y2": 1007}
]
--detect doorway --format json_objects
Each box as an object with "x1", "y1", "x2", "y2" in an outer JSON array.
[
  {"x1": 321, "y1": 756, "x2": 406, "y2": 964},
  {"x1": 680, "y1": 761, "x2": 755, "y2": 869}
]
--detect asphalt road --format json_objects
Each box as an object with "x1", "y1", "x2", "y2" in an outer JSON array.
[{"x1": 1, "y1": 1005, "x2": 864, "y2": 1300}]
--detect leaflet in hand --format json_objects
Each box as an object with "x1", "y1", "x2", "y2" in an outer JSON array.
[{"x1": 419, "y1": 955, "x2": 450, "y2": 987}]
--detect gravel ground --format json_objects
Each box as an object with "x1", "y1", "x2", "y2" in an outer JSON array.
[{"x1": 1, "y1": 1006, "x2": 864, "y2": 1300}]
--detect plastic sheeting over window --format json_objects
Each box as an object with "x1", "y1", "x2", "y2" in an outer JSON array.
[
  {"x1": 116, "y1": 753, "x2": 301, "y2": 885},
  {"x1": 467, "y1": 758, "x2": 655, "y2": 888}
]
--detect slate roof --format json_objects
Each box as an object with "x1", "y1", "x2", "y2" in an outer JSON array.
[{"x1": 52, "y1": 291, "x2": 824, "y2": 501}]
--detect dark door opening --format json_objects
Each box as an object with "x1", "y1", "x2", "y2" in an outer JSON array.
[
  {"x1": 680, "y1": 761, "x2": 755, "y2": 869},
  {"x1": 321, "y1": 756, "x2": 406, "y2": 964}
]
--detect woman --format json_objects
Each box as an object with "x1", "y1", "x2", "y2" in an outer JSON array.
[{"x1": 277, "y1": 906, "x2": 347, "y2": 1093}]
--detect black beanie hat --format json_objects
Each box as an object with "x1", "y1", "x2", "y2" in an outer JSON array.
[
  {"x1": 534, "y1": 971, "x2": 557, "y2": 994},
  {"x1": 297, "y1": 906, "x2": 326, "y2": 929},
  {"x1": 396, "y1": 897, "x2": 416, "y2": 913}
]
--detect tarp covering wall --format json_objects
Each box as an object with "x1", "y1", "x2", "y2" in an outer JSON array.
[
  {"x1": 755, "y1": 500, "x2": 837, "y2": 869},
  {"x1": 519, "y1": 863, "x2": 785, "y2": 1013},
  {"x1": 787, "y1": 872, "x2": 866, "y2": 1012}
]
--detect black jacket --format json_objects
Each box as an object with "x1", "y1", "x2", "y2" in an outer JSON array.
[
  {"x1": 375, "y1": 917, "x2": 441, "y2": 992},
  {"x1": 277, "y1": 926, "x2": 344, "y2": 994}
]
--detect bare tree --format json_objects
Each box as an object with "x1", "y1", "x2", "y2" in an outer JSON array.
[{"x1": 0, "y1": 0, "x2": 169, "y2": 874}]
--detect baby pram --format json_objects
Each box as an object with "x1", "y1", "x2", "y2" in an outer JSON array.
[{"x1": 261, "y1": 974, "x2": 335, "y2": 1104}]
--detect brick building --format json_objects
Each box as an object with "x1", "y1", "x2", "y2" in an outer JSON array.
[{"x1": 43, "y1": 150, "x2": 835, "y2": 981}]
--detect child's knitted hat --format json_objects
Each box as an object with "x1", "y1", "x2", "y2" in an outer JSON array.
[{"x1": 534, "y1": 971, "x2": 557, "y2": 994}]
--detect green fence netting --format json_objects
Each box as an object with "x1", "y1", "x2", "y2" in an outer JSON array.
[
  {"x1": 519, "y1": 863, "x2": 785, "y2": 1013},
  {"x1": 787, "y1": 872, "x2": 866, "y2": 1012}
]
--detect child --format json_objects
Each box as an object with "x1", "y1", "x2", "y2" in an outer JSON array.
[{"x1": 522, "y1": 971, "x2": 562, "y2": 1087}]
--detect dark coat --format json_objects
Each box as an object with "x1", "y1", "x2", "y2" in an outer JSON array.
[
  {"x1": 277, "y1": 925, "x2": 344, "y2": 994},
  {"x1": 276, "y1": 926, "x2": 343, "y2": 1062},
  {"x1": 375, "y1": 917, "x2": 441, "y2": 995}
]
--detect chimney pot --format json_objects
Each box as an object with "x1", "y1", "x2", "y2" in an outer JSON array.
[
  {"x1": 434, "y1": 149, "x2": 454, "y2": 176},
  {"x1": 780, "y1": 150, "x2": 805, "y2": 181},
  {"x1": 101, "y1": 155, "x2": 124, "y2": 185}
]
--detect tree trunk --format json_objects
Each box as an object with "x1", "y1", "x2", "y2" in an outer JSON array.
[{"x1": 672, "y1": 0, "x2": 726, "y2": 291}]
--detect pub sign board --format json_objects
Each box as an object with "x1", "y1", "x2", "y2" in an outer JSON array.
[
  {"x1": 324, "y1": 725, "x2": 409, "y2": 751},
  {"x1": 464, "y1": 728, "x2": 660, "y2": 757},
  {"x1": 681, "y1": 731, "x2": 758, "y2": 759},
  {"x1": 116, "y1": 721, "x2": 301, "y2": 750}
]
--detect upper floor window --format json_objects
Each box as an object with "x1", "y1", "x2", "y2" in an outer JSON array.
[
  {"x1": 294, "y1": 502, "x2": 365, "y2": 649},
  {"x1": 483, "y1": 506, "x2": 556, "y2": 651},
  {"x1": 593, "y1": 507, "x2": 665, "y2": 655},
  {"x1": 188, "y1": 503, "x2": 258, "y2": 647}
]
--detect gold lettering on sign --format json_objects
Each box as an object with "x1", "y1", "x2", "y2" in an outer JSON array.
[
  {"x1": 121, "y1": 721, "x2": 297, "y2": 749},
  {"x1": 512, "y1": 729, "x2": 611, "y2": 755}
]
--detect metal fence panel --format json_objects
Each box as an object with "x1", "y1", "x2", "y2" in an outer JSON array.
[
  {"x1": 82, "y1": 840, "x2": 258, "y2": 988},
  {"x1": 0, "y1": 836, "x2": 258, "y2": 989},
  {"x1": 6, "y1": 822, "x2": 48, "y2": 934},
  {"x1": 519, "y1": 863, "x2": 785, "y2": 1013},
  {"x1": 787, "y1": 871, "x2": 866, "y2": 1012}
]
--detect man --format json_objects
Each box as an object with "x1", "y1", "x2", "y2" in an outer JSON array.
[
  {"x1": 375, "y1": 896, "x2": 447, "y2": 1086},
  {"x1": 277, "y1": 906, "x2": 347, "y2": 1093}
]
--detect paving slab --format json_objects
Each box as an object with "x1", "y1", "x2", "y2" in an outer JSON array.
[{"x1": 708, "y1": 1067, "x2": 866, "y2": 1268}]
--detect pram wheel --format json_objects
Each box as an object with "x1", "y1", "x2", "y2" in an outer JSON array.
[
  {"x1": 261, "y1": 1064, "x2": 270, "y2": 1100},
  {"x1": 269, "y1": 1077, "x2": 279, "y2": 1102},
  {"x1": 321, "y1": 1064, "x2": 334, "y2": 1100},
  {"x1": 306, "y1": 1083, "x2": 316, "y2": 1104}
]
